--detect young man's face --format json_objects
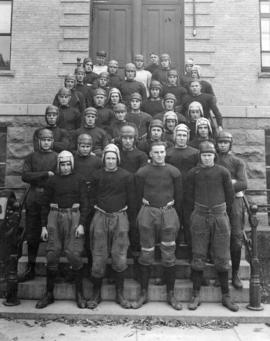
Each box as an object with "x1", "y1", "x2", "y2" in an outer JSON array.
[
  {"x1": 108, "y1": 64, "x2": 118, "y2": 75},
  {"x1": 94, "y1": 95, "x2": 106, "y2": 107},
  {"x1": 150, "y1": 145, "x2": 166, "y2": 166},
  {"x1": 114, "y1": 110, "x2": 127, "y2": 121},
  {"x1": 197, "y1": 125, "x2": 209, "y2": 138},
  {"x1": 96, "y1": 55, "x2": 106, "y2": 66},
  {"x1": 58, "y1": 94, "x2": 70, "y2": 107},
  {"x1": 185, "y1": 63, "x2": 194, "y2": 73},
  {"x1": 150, "y1": 88, "x2": 160, "y2": 99},
  {"x1": 189, "y1": 106, "x2": 201, "y2": 121},
  {"x1": 126, "y1": 70, "x2": 135, "y2": 81},
  {"x1": 76, "y1": 71, "x2": 85, "y2": 83},
  {"x1": 104, "y1": 152, "x2": 118, "y2": 171},
  {"x1": 121, "y1": 135, "x2": 134, "y2": 151},
  {"x1": 59, "y1": 161, "x2": 72, "y2": 175},
  {"x1": 84, "y1": 62, "x2": 93, "y2": 72},
  {"x1": 65, "y1": 79, "x2": 75, "y2": 90},
  {"x1": 191, "y1": 70, "x2": 199, "y2": 79},
  {"x1": 151, "y1": 127, "x2": 163, "y2": 140},
  {"x1": 167, "y1": 75, "x2": 177, "y2": 86},
  {"x1": 200, "y1": 153, "x2": 215, "y2": 167},
  {"x1": 84, "y1": 114, "x2": 96, "y2": 127},
  {"x1": 164, "y1": 99, "x2": 175, "y2": 110},
  {"x1": 110, "y1": 93, "x2": 120, "y2": 105},
  {"x1": 190, "y1": 81, "x2": 201, "y2": 96},
  {"x1": 165, "y1": 119, "x2": 176, "y2": 132},
  {"x1": 46, "y1": 113, "x2": 58, "y2": 126},
  {"x1": 130, "y1": 99, "x2": 141, "y2": 110},
  {"x1": 217, "y1": 141, "x2": 230, "y2": 154},
  {"x1": 135, "y1": 60, "x2": 144, "y2": 70},
  {"x1": 99, "y1": 77, "x2": 108, "y2": 87},
  {"x1": 40, "y1": 138, "x2": 53, "y2": 151},
  {"x1": 78, "y1": 143, "x2": 92, "y2": 156},
  {"x1": 175, "y1": 131, "x2": 188, "y2": 148},
  {"x1": 160, "y1": 59, "x2": 170, "y2": 68},
  {"x1": 150, "y1": 54, "x2": 159, "y2": 65}
]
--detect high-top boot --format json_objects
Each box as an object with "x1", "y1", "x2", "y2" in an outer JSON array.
[
  {"x1": 164, "y1": 266, "x2": 182, "y2": 310},
  {"x1": 115, "y1": 270, "x2": 132, "y2": 309},
  {"x1": 188, "y1": 270, "x2": 202, "y2": 310},
  {"x1": 3, "y1": 255, "x2": 20, "y2": 306},
  {"x1": 132, "y1": 264, "x2": 150, "y2": 309},
  {"x1": 35, "y1": 269, "x2": 56, "y2": 309},
  {"x1": 218, "y1": 271, "x2": 239, "y2": 312},
  {"x1": 18, "y1": 242, "x2": 39, "y2": 282},
  {"x1": 74, "y1": 268, "x2": 86, "y2": 309},
  {"x1": 87, "y1": 276, "x2": 102, "y2": 309},
  {"x1": 231, "y1": 248, "x2": 243, "y2": 289}
]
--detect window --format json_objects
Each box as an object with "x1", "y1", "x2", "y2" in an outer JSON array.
[{"x1": 0, "y1": 1, "x2": 12, "y2": 70}]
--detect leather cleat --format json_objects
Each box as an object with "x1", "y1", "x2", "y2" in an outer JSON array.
[
  {"x1": 222, "y1": 294, "x2": 239, "y2": 312},
  {"x1": 232, "y1": 272, "x2": 243, "y2": 290},
  {"x1": 35, "y1": 292, "x2": 54, "y2": 309},
  {"x1": 188, "y1": 291, "x2": 201, "y2": 310},
  {"x1": 18, "y1": 266, "x2": 35, "y2": 283}
]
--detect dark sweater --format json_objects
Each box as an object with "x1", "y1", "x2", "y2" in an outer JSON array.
[
  {"x1": 141, "y1": 99, "x2": 164, "y2": 117},
  {"x1": 90, "y1": 167, "x2": 136, "y2": 220},
  {"x1": 126, "y1": 111, "x2": 152, "y2": 138},
  {"x1": 163, "y1": 84, "x2": 187, "y2": 105},
  {"x1": 22, "y1": 151, "x2": 58, "y2": 188},
  {"x1": 118, "y1": 80, "x2": 147, "y2": 103},
  {"x1": 41, "y1": 173, "x2": 89, "y2": 226},
  {"x1": 135, "y1": 163, "x2": 182, "y2": 215},
  {"x1": 166, "y1": 146, "x2": 199, "y2": 182},
  {"x1": 216, "y1": 152, "x2": 248, "y2": 193},
  {"x1": 58, "y1": 106, "x2": 82, "y2": 131},
  {"x1": 186, "y1": 164, "x2": 234, "y2": 212},
  {"x1": 119, "y1": 148, "x2": 148, "y2": 173}
]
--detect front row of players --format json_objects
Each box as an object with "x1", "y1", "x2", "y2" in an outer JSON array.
[{"x1": 21, "y1": 124, "x2": 247, "y2": 312}]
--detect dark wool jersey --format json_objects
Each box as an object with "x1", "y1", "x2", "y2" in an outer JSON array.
[
  {"x1": 166, "y1": 146, "x2": 199, "y2": 182},
  {"x1": 199, "y1": 80, "x2": 215, "y2": 96},
  {"x1": 108, "y1": 73, "x2": 123, "y2": 88},
  {"x1": 119, "y1": 148, "x2": 148, "y2": 173},
  {"x1": 186, "y1": 164, "x2": 234, "y2": 212},
  {"x1": 72, "y1": 126, "x2": 108, "y2": 155},
  {"x1": 33, "y1": 126, "x2": 71, "y2": 152},
  {"x1": 126, "y1": 111, "x2": 152, "y2": 138},
  {"x1": 164, "y1": 131, "x2": 175, "y2": 148},
  {"x1": 41, "y1": 173, "x2": 89, "y2": 226},
  {"x1": 135, "y1": 163, "x2": 183, "y2": 214},
  {"x1": 90, "y1": 167, "x2": 136, "y2": 220},
  {"x1": 152, "y1": 68, "x2": 170, "y2": 85},
  {"x1": 75, "y1": 83, "x2": 93, "y2": 107},
  {"x1": 180, "y1": 74, "x2": 192, "y2": 91},
  {"x1": 163, "y1": 84, "x2": 187, "y2": 105},
  {"x1": 95, "y1": 107, "x2": 114, "y2": 130},
  {"x1": 118, "y1": 80, "x2": 147, "y2": 103},
  {"x1": 58, "y1": 106, "x2": 82, "y2": 131},
  {"x1": 108, "y1": 119, "x2": 127, "y2": 139},
  {"x1": 145, "y1": 63, "x2": 160, "y2": 74},
  {"x1": 141, "y1": 99, "x2": 164, "y2": 117},
  {"x1": 84, "y1": 71, "x2": 99, "y2": 86},
  {"x1": 216, "y1": 152, "x2": 248, "y2": 193},
  {"x1": 22, "y1": 151, "x2": 58, "y2": 188},
  {"x1": 182, "y1": 93, "x2": 223, "y2": 127},
  {"x1": 73, "y1": 152, "x2": 102, "y2": 182},
  {"x1": 187, "y1": 121, "x2": 197, "y2": 142}
]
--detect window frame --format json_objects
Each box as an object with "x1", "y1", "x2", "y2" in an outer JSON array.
[{"x1": 0, "y1": 0, "x2": 13, "y2": 71}]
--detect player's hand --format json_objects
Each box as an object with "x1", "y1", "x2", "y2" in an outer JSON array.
[
  {"x1": 217, "y1": 126, "x2": 223, "y2": 132},
  {"x1": 75, "y1": 224, "x2": 84, "y2": 238},
  {"x1": 48, "y1": 171, "x2": 55, "y2": 177},
  {"x1": 41, "y1": 226, "x2": 48, "y2": 241}
]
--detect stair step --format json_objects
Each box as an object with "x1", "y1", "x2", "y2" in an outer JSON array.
[
  {"x1": 18, "y1": 256, "x2": 250, "y2": 280},
  {"x1": 18, "y1": 277, "x2": 249, "y2": 302}
]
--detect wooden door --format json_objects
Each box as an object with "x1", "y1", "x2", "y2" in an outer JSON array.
[{"x1": 91, "y1": 0, "x2": 184, "y2": 72}]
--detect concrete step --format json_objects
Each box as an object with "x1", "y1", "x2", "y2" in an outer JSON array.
[
  {"x1": 0, "y1": 300, "x2": 268, "y2": 324},
  {"x1": 17, "y1": 277, "x2": 250, "y2": 303},
  {"x1": 18, "y1": 256, "x2": 250, "y2": 280}
]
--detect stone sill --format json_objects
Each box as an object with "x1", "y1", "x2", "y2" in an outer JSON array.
[
  {"x1": 258, "y1": 72, "x2": 270, "y2": 78},
  {"x1": 0, "y1": 70, "x2": 15, "y2": 77}
]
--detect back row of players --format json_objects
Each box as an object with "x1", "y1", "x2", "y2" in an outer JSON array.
[{"x1": 20, "y1": 52, "x2": 247, "y2": 314}]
